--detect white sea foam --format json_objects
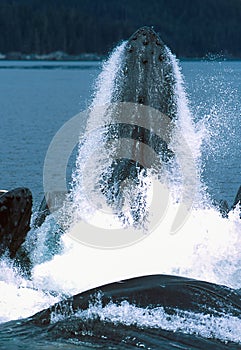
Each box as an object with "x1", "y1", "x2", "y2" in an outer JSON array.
[
  {"x1": 80, "y1": 301, "x2": 241, "y2": 344},
  {"x1": 49, "y1": 299, "x2": 241, "y2": 345},
  {"x1": 0, "y1": 258, "x2": 59, "y2": 322}
]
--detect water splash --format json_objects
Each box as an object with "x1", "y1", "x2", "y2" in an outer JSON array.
[
  {"x1": 0, "y1": 38, "x2": 241, "y2": 339},
  {"x1": 38, "y1": 41, "x2": 241, "y2": 292},
  {"x1": 49, "y1": 298, "x2": 241, "y2": 345},
  {"x1": 90, "y1": 41, "x2": 126, "y2": 110},
  {"x1": 0, "y1": 258, "x2": 59, "y2": 322}
]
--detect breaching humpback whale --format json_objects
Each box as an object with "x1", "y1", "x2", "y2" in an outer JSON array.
[{"x1": 97, "y1": 27, "x2": 177, "y2": 219}]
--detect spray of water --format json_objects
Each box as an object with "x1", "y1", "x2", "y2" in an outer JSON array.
[
  {"x1": 28, "y1": 44, "x2": 241, "y2": 294},
  {"x1": 50, "y1": 299, "x2": 241, "y2": 345}
]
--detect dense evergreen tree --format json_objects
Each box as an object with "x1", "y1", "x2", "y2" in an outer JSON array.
[{"x1": 0, "y1": 0, "x2": 240, "y2": 57}]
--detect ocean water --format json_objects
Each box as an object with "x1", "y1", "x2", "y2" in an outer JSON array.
[
  {"x1": 0, "y1": 55, "x2": 241, "y2": 349},
  {"x1": 0, "y1": 61, "x2": 100, "y2": 209},
  {"x1": 1, "y1": 60, "x2": 240, "y2": 207}
]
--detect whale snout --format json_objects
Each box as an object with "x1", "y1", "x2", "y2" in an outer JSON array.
[
  {"x1": 129, "y1": 26, "x2": 165, "y2": 48},
  {"x1": 124, "y1": 26, "x2": 170, "y2": 72},
  {"x1": 126, "y1": 26, "x2": 167, "y2": 63},
  {"x1": 115, "y1": 26, "x2": 176, "y2": 119}
]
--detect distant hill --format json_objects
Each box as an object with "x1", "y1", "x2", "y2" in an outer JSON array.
[{"x1": 0, "y1": 0, "x2": 241, "y2": 58}]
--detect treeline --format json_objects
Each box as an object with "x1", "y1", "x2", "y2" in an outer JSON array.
[{"x1": 0, "y1": 0, "x2": 241, "y2": 58}]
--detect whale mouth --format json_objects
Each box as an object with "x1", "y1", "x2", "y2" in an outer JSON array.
[
  {"x1": 128, "y1": 26, "x2": 165, "y2": 49},
  {"x1": 126, "y1": 26, "x2": 167, "y2": 65},
  {"x1": 113, "y1": 26, "x2": 177, "y2": 120}
]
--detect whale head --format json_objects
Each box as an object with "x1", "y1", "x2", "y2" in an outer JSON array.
[{"x1": 113, "y1": 26, "x2": 177, "y2": 120}]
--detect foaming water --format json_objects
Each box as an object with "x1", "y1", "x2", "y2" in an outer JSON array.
[
  {"x1": 68, "y1": 42, "x2": 128, "y2": 228},
  {"x1": 50, "y1": 299, "x2": 241, "y2": 345},
  {"x1": 30, "y1": 43, "x2": 241, "y2": 295},
  {"x1": 168, "y1": 51, "x2": 208, "y2": 207},
  {"x1": 90, "y1": 41, "x2": 126, "y2": 108},
  {"x1": 0, "y1": 259, "x2": 59, "y2": 322},
  {"x1": 30, "y1": 202, "x2": 241, "y2": 297}
]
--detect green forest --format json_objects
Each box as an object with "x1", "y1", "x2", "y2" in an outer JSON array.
[{"x1": 0, "y1": 0, "x2": 241, "y2": 58}]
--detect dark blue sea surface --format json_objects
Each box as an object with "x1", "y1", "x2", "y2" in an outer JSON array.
[
  {"x1": 0, "y1": 61, "x2": 100, "y2": 209},
  {"x1": 182, "y1": 60, "x2": 241, "y2": 206}
]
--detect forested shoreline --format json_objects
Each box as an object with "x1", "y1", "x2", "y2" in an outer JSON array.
[{"x1": 0, "y1": 0, "x2": 241, "y2": 59}]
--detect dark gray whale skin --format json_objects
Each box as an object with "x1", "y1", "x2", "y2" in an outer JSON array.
[
  {"x1": 110, "y1": 26, "x2": 177, "y2": 161},
  {"x1": 113, "y1": 26, "x2": 177, "y2": 119},
  {"x1": 103, "y1": 27, "x2": 177, "y2": 211},
  {"x1": 1, "y1": 275, "x2": 239, "y2": 349},
  {"x1": 215, "y1": 185, "x2": 241, "y2": 218},
  {"x1": 232, "y1": 185, "x2": 241, "y2": 211},
  {"x1": 28, "y1": 274, "x2": 241, "y2": 326},
  {"x1": 0, "y1": 187, "x2": 32, "y2": 259}
]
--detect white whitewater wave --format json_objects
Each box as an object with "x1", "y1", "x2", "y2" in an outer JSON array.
[
  {"x1": 50, "y1": 299, "x2": 241, "y2": 345},
  {"x1": 90, "y1": 41, "x2": 126, "y2": 110},
  {"x1": 0, "y1": 258, "x2": 59, "y2": 322}
]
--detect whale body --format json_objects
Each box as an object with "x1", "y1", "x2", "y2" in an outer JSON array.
[
  {"x1": 108, "y1": 26, "x2": 177, "y2": 165},
  {"x1": 98, "y1": 27, "x2": 177, "y2": 221},
  {"x1": 30, "y1": 274, "x2": 241, "y2": 326}
]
